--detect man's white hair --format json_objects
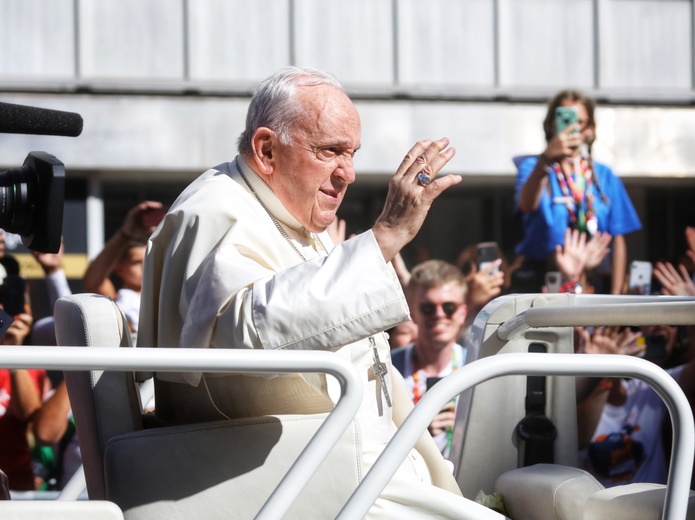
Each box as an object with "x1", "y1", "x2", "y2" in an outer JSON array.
[{"x1": 237, "y1": 67, "x2": 345, "y2": 155}]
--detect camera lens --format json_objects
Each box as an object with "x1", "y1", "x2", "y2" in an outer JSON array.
[
  {"x1": 0, "y1": 152, "x2": 64, "y2": 253},
  {"x1": 0, "y1": 164, "x2": 34, "y2": 237}
]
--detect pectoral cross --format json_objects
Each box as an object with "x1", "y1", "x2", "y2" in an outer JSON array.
[{"x1": 368, "y1": 337, "x2": 392, "y2": 413}]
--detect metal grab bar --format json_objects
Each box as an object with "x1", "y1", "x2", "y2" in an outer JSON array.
[
  {"x1": 338, "y1": 353, "x2": 695, "y2": 520},
  {"x1": 0, "y1": 346, "x2": 362, "y2": 520},
  {"x1": 497, "y1": 299, "x2": 695, "y2": 341}
]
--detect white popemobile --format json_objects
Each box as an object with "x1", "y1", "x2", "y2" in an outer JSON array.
[{"x1": 1, "y1": 292, "x2": 694, "y2": 520}]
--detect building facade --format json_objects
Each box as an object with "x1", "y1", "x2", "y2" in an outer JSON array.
[{"x1": 1, "y1": 0, "x2": 694, "y2": 302}]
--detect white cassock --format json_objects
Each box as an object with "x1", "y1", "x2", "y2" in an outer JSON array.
[{"x1": 138, "y1": 156, "x2": 503, "y2": 519}]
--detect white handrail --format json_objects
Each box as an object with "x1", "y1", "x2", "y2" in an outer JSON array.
[
  {"x1": 338, "y1": 353, "x2": 694, "y2": 520},
  {"x1": 497, "y1": 299, "x2": 695, "y2": 341},
  {"x1": 0, "y1": 346, "x2": 362, "y2": 520}
]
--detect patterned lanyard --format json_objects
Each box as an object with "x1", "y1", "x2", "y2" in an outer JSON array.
[
  {"x1": 411, "y1": 346, "x2": 459, "y2": 405},
  {"x1": 410, "y1": 346, "x2": 460, "y2": 457},
  {"x1": 553, "y1": 156, "x2": 595, "y2": 234}
]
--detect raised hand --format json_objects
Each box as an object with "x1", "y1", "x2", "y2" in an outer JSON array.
[
  {"x1": 685, "y1": 227, "x2": 695, "y2": 265},
  {"x1": 1, "y1": 312, "x2": 33, "y2": 346},
  {"x1": 555, "y1": 228, "x2": 611, "y2": 281},
  {"x1": 326, "y1": 218, "x2": 347, "y2": 245},
  {"x1": 32, "y1": 239, "x2": 64, "y2": 275},
  {"x1": 654, "y1": 261, "x2": 695, "y2": 297},
  {"x1": 466, "y1": 260, "x2": 504, "y2": 311},
  {"x1": 554, "y1": 228, "x2": 588, "y2": 281},
  {"x1": 390, "y1": 252, "x2": 412, "y2": 289},
  {"x1": 543, "y1": 124, "x2": 583, "y2": 162},
  {"x1": 577, "y1": 326, "x2": 643, "y2": 356},
  {"x1": 428, "y1": 400, "x2": 456, "y2": 438},
  {"x1": 584, "y1": 232, "x2": 612, "y2": 271},
  {"x1": 120, "y1": 201, "x2": 165, "y2": 242},
  {"x1": 373, "y1": 138, "x2": 459, "y2": 262}
]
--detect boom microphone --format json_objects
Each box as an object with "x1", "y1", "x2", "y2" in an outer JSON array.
[{"x1": 0, "y1": 101, "x2": 83, "y2": 137}]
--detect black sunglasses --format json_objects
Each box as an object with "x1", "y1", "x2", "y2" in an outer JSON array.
[{"x1": 419, "y1": 302, "x2": 460, "y2": 317}]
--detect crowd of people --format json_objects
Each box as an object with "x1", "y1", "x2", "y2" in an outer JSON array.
[{"x1": 0, "y1": 67, "x2": 693, "y2": 517}]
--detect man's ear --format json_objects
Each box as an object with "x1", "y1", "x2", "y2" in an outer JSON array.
[{"x1": 250, "y1": 127, "x2": 276, "y2": 176}]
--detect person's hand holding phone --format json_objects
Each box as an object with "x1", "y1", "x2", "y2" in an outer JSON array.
[
  {"x1": 543, "y1": 107, "x2": 583, "y2": 162},
  {"x1": 428, "y1": 400, "x2": 456, "y2": 438},
  {"x1": 466, "y1": 260, "x2": 504, "y2": 311},
  {"x1": 0, "y1": 311, "x2": 33, "y2": 346}
]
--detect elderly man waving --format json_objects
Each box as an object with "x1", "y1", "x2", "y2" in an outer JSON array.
[{"x1": 139, "y1": 66, "x2": 501, "y2": 519}]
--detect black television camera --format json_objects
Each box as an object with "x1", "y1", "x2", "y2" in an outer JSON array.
[
  {"x1": 0, "y1": 151, "x2": 65, "y2": 253},
  {"x1": 0, "y1": 101, "x2": 82, "y2": 253}
]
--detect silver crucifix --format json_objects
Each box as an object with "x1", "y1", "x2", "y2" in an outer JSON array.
[{"x1": 369, "y1": 337, "x2": 392, "y2": 409}]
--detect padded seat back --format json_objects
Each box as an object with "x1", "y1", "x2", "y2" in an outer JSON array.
[
  {"x1": 54, "y1": 294, "x2": 144, "y2": 500},
  {"x1": 451, "y1": 293, "x2": 579, "y2": 498},
  {"x1": 103, "y1": 414, "x2": 361, "y2": 519},
  {"x1": 53, "y1": 294, "x2": 363, "y2": 517}
]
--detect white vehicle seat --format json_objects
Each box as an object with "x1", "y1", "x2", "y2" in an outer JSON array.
[
  {"x1": 450, "y1": 293, "x2": 695, "y2": 519},
  {"x1": 0, "y1": 501, "x2": 124, "y2": 520},
  {"x1": 53, "y1": 294, "x2": 361, "y2": 519},
  {"x1": 496, "y1": 464, "x2": 695, "y2": 520},
  {"x1": 452, "y1": 293, "x2": 579, "y2": 498}
]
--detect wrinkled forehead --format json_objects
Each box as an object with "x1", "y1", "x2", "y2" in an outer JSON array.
[{"x1": 295, "y1": 84, "x2": 360, "y2": 131}]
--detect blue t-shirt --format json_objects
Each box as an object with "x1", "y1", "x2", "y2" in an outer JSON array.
[{"x1": 514, "y1": 156, "x2": 641, "y2": 261}]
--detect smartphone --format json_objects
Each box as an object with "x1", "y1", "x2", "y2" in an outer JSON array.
[
  {"x1": 426, "y1": 376, "x2": 443, "y2": 392},
  {"x1": 0, "y1": 274, "x2": 26, "y2": 316},
  {"x1": 544, "y1": 271, "x2": 562, "y2": 293},
  {"x1": 555, "y1": 106, "x2": 579, "y2": 135},
  {"x1": 628, "y1": 261, "x2": 653, "y2": 295},
  {"x1": 637, "y1": 333, "x2": 667, "y2": 361},
  {"x1": 0, "y1": 308, "x2": 13, "y2": 338},
  {"x1": 476, "y1": 242, "x2": 500, "y2": 275}
]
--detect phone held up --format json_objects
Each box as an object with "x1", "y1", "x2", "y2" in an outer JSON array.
[
  {"x1": 637, "y1": 333, "x2": 667, "y2": 362},
  {"x1": 426, "y1": 376, "x2": 443, "y2": 392},
  {"x1": 0, "y1": 273, "x2": 26, "y2": 338},
  {"x1": 555, "y1": 106, "x2": 579, "y2": 135},
  {"x1": 476, "y1": 242, "x2": 500, "y2": 275},
  {"x1": 545, "y1": 271, "x2": 562, "y2": 293},
  {"x1": 628, "y1": 260, "x2": 653, "y2": 295},
  {"x1": 0, "y1": 274, "x2": 26, "y2": 317}
]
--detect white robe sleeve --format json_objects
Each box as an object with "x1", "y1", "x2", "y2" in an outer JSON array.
[{"x1": 181, "y1": 231, "x2": 410, "y2": 353}]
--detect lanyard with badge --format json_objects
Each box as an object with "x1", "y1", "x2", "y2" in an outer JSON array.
[{"x1": 552, "y1": 156, "x2": 597, "y2": 236}]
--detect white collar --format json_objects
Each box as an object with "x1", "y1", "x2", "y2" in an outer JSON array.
[{"x1": 236, "y1": 156, "x2": 304, "y2": 233}]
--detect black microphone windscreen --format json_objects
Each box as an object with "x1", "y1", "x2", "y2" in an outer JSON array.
[{"x1": 0, "y1": 101, "x2": 83, "y2": 137}]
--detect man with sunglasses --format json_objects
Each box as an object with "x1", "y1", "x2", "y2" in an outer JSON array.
[{"x1": 391, "y1": 259, "x2": 469, "y2": 460}]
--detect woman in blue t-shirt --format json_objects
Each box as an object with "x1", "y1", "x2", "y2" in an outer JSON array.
[{"x1": 512, "y1": 90, "x2": 641, "y2": 294}]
